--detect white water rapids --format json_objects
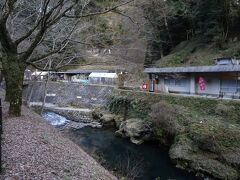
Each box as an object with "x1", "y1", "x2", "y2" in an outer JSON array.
[
  {"x1": 42, "y1": 112, "x2": 102, "y2": 128},
  {"x1": 42, "y1": 112, "x2": 69, "y2": 126}
]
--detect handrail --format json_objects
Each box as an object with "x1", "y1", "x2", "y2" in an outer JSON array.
[{"x1": 0, "y1": 98, "x2": 2, "y2": 173}]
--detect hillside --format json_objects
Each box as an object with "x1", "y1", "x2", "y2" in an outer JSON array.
[
  {"x1": 70, "y1": 0, "x2": 240, "y2": 77},
  {"x1": 155, "y1": 40, "x2": 240, "y2": 67},
  {"x1": 28, "y1": 0, "x2": 240, "y2": 87}
]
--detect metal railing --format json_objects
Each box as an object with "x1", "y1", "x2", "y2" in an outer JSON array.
[{"x1": 0, "y1": 99, "x2": 2, "y2": 173}]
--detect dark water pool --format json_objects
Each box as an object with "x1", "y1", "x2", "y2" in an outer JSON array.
[
  {"x1": 66, "y1": 127, "x2": 196, "y2": 180},
  {"x1": 42, "y1": 112, "x2": 197, "y2": 180}
]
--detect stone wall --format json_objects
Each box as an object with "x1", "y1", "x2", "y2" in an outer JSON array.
[
  {"x1": 23, "y1": 81, "x2": 115, "y2": 108},
  {"x1": 48, "y1": 108, "x2": 93, "y2": 123}
]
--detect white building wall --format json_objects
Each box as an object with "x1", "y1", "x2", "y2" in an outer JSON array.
[
  {"x1": 165, "y1": 78, "x2": 190, "y2": 93},
  {"x1": 152, "y1": 74, "x2": 222, "y2": 96},
  {"x1": 167, "y1": 85, "x2": 190, "y2": 93},
  {"x1": 190, "y1": 75, "x2": 195, "y2": 94}
]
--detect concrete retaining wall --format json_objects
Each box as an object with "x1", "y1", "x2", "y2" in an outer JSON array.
[{"x1": 23, "y1": 81, "x2": 115, "y2": 108}]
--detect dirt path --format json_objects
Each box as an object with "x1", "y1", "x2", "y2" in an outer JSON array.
[{"x1": 0, "y1": 102, "x2": 117, "y2": 180}]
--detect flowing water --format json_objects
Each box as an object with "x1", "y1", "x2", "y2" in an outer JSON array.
[
  {"x1": 43, "y1": 112, "x2": 197, "y2": 180},
  {"x1": 42, "y1": 112, "x2": 69, "y2": 126}
]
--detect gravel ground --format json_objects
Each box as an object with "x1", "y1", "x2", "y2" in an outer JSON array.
[{"x1": 0, "y1": 102, "x2": 117, "y2": 180}]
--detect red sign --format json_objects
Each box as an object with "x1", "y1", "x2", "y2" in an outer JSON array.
[
  {"x1": 141, "y1": 83, "x2": 148, "y2": 90},
  {"x1": 198, "y1": 77, "x2": 205, "y2": 91}
]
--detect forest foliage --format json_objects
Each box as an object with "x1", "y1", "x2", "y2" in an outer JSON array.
[
  {"x1": 141, "y1": 0, "x2": 240, "y2": 66},
  {"x1": 75, "y1": 0, "x2": 240, "y2": 66}
]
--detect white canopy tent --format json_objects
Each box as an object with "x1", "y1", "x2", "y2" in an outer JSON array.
[
  {"x1": 31, "y1": 71, "x2": 48, "y2": 80},
  {"x1": 89, "y1": 73, "x2": 118, "y2": 85},
  {"x1": 89, "y1": 73, "x2": 118, "y2": 78}
]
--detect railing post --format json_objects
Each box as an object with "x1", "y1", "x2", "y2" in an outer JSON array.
[
  {"x1": 0, "y1": 99, "x2": 2, "y2": 133},
  {"x1": 0, "y1": 98, "x2": 2, "y2": 173}
]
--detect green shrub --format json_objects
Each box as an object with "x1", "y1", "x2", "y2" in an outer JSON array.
[
  {"x1": 215, "y1": 103, "x2": 233, "y2": 116},
  {"x1": 107, "y1": 95, "x2": 151, "y2": 121},
  {"x1": 150, "y1": 101, "x2": 185, "y2": 142},
  {"x1": 110, "y1": 90, "x2": 240, "y2": 125}
]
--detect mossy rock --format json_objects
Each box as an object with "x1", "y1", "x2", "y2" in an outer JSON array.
[
  {"x1": 188, "y1": 121, "x2": 240, "y2": 152},
  {"x1": 170, "y1": 135, "x2": 239, "y2": 180},
  {"x1": 190, "y1": 158, "x2": 239, "y2": 180},
  {"x1": 220, "y1": 148, "x2": 240, "y2": 169},
  {"x1": 169, "y1": 135, "x2": 198, "y2": 162}
]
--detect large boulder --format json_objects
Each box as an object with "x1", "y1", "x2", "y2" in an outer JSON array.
[
  {"x1": 220, "y1": 148, "x2": 240, "y2": 169},
  {"x1": 92, "y1": 109, "x2": 115, "y2": 126},
  {"x1": 100, "y1": 113, "x2": 115, "y2": 126},
  {"x1": 92, "y1": 108, "x2": 103, "y2": 121},
  {"x1": 115, "y1": 118, "x2": 153, "y2": 144}
]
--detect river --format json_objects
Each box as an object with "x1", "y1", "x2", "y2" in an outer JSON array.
[{"x1": 43, "y1": 112, "x2": 197, "y2": 180}]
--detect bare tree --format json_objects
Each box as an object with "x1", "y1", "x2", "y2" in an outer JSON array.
[
  {"x1": 115, "y1": 151, "x2": 144, "y2": 180},
  {"x1": 0, "y1": 0, "x2": 133, "y2": 116}
]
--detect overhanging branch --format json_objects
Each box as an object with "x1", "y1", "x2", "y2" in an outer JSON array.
[{"x1": 64, "y1": 0, "x2": 134, "y2": 18}]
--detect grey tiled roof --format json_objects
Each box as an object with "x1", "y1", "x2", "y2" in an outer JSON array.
[
  {"x1": 53, "y1": 69, "x2": 109, "y2": 74},
  {"x1": 144, "y1": 65, "x2": 240, "y2": 73}
]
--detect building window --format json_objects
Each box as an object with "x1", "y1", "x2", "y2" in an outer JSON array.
[
  {"x1": 165, "y1": 79, "x2": 175, "y2": 86},
  {"x1": 221, "y1": 80, "x2": 239, "y2": 93},
  {"x1": 165, "y1": 78, "x2": 188, "y2": 87}
]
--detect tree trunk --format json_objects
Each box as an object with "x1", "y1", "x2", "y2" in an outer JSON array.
[
  {"x1": 5, "y1": 78, "x2": 10, "y2": 102},
  {"x1": 3, "y1": 57, "x2": 25, "y2": 117},
  {"x1": 0, "y1": 54, "x2": 10, "y2": 102}
]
